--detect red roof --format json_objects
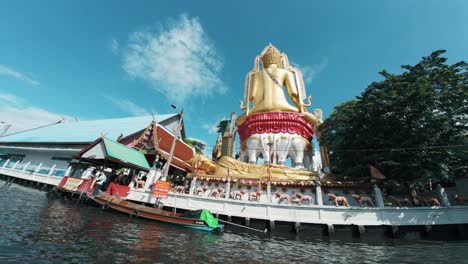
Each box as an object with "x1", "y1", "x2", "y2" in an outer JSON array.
[{"x1": 121, "y1": 120, "x2": 195, "y2": 172}]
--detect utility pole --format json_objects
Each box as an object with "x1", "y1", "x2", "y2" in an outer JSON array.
[{"x1": 161, "y1": 106, "x2": 183, "y2": 179}]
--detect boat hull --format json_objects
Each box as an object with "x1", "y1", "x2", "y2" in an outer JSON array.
[{"x1": 89, "y1": 193, "x2": 220, "y2": 232}]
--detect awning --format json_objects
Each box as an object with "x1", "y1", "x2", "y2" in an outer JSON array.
[{"x1": 73, "y1": 137, "x2": 151, "y2": 171}]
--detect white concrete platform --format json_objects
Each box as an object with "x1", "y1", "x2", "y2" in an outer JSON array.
[
  {"x1": 126, "y1": 189, "x2": 468, "y2": 227},
  {"x1": 3, "y1": 166, "x2": 468, "y2": 228}
]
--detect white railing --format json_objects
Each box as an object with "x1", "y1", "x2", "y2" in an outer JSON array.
[{"x1": 0, "y1": 158, "x2": 67, "y2": 186}]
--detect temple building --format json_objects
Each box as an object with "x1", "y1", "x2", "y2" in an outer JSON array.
[{"x1": 0, "y1": 114, "x2": 194, "y2": 177}]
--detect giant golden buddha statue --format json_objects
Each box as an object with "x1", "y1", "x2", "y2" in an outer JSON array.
[
  {"x1": 184, "y1": 44, "x2": 330, "y2": 182},
  {"x1": 237, "y1": 44, "x2": 321, "y2": 126}
]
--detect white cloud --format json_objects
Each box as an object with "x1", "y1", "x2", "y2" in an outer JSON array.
[
  {"x1": 122, "y1": 14, "x2": 226, "y2": 104},
  {"x1": 106, "y1": 96, "x2": 149, "y2": 116},
  {"x1": 111, "y1": 39, "x2": 119, "y2": 54},
  {"x1": 0, "y1": 106, "x2": 70, "y2": 135},
  {"x1": 292, "y1": 58, "x2": 328, "y2": 85},
  {"x1": 0, "y1": 92, "x2": 26, "y2": 105},
  {"x1": 202, "y1": 121, "x2": 219, "y2": 135},
  {"x1": 0, "y1": 65, "x2": 40, "y2": 86},
  {"x1": 0, "y1": 92, "x2": 73, "y2": 135}
]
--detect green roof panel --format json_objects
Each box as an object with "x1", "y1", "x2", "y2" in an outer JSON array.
[{"x1": 103, "y1": 137, "x2": 151, "y2": 170}]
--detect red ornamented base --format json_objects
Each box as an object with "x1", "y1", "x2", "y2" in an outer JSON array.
[{"x1": 237, "y1": 112, "x2": 315, "y2": 141}]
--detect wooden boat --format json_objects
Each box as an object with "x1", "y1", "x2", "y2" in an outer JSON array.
[{"x1": 89, "y1": 193, "x2": 223, "y2": 232}]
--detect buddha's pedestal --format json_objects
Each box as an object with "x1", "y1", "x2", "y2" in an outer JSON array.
[{"x1": 237, "y1": 112, "x2": 315, "y2": 168}]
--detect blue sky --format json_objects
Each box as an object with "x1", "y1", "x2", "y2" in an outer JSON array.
[{"x1": 1, "y1": 0, "x2": 467, "y2": 153}]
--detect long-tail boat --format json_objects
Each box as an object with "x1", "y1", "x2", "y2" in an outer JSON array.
[{"x1": 89, "y1": 193, "x2": 223, "y2": 232}]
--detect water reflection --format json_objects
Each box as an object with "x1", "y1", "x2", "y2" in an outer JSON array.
[{"x1": 0, "y1": 181, "x2": 467, "y2": 263}]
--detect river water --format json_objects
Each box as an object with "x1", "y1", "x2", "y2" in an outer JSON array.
[{"x1": 1, "y1": 181, "x2": 467, "y2": 264}]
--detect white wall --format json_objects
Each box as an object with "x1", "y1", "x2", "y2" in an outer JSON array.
[{"x1": 0, "y1": 148, "x2": 76, "y2": 170}]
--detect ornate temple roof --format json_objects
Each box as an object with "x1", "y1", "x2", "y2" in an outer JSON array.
[{"x1": 120, "y1": 119, "x2": 195, "y2": 171}]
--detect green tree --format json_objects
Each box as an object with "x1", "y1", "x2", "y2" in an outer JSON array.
[
  {"x1": 184, "y1": 138, "x2": 205, "y2": 154},
  {"x1": 321, "y1": 50, "x2": 467, "y2": 182}
]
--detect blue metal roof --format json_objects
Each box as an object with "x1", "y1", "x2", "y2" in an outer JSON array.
[{"x1": 0, "y1": 114, "x2": 177, "y2": 143}]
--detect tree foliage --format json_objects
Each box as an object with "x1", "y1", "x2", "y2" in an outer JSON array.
[
  {"x1": 321, "y1": 50, "x2": 467, "y2": 181},
  {"x1": 184, "y1": 138, "x2": 205, "y2": 154}
]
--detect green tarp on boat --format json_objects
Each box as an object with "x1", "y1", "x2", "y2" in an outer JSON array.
[
  {"x1": 199, "y1": 209, "x2": 219, "y2": 228},
  {"x1": 181, "y1": 209, "x2": 219, "y2": 228}
]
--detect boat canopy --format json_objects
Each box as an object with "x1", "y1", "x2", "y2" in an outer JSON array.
[{"x1": 73, "y1": 137, "x2": 151, "y2": 171}]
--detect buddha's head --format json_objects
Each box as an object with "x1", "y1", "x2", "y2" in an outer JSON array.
[{"x1": 260, "y1": 44, "x2": 282, "y2": 68}]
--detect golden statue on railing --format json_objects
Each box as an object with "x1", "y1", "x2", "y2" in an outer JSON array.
[{"x1": 237, "y1": 44, "x2": 321, "y2": 126}]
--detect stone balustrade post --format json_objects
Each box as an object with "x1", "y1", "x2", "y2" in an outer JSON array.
[
  {"x1": 315, "y1": 181, "x2": 323, "y2": 206},
  {"x1": 373, "y1": 184, "x2": 385, "y2": 207},
  {"x1": 225, "y1": 178, "x2": 231, "y2": 200},
  {"x1": 436, "y1": 184, "x2": 451, "y2": 206},
  {"x1": 189, "y1": 177, "x2": 197, "y2": 195},
  {"x1": 266, "y1": 182, "x2": 272, "y2": 203}
]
